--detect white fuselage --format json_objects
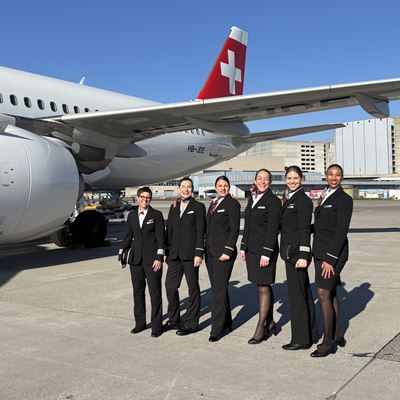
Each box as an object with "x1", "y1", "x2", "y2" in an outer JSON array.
[{"x1": 0, "y1": 66, "x2": 252, "y2": 188}]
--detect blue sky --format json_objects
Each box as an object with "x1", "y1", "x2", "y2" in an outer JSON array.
[{"x1": 3, "y1": 0, "x2": 400, "y2": 141}]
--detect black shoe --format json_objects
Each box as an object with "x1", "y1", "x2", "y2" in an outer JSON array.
[
  {"x1": 176, "y1": 328, "x2": 197, "y2": 336},
  {"x1": 282, "y1": 342, "x2": 312, "y2": 350},
  {"x1": 151, "y1": 330, "x2": 162, "y2": 338},
  {"x1": 209, "y1": 334, "x2": 222, "y2": 342},
  {"x1": 163, "y1": 322, "x2": 180, "y2": 331},
  {"x1": 310, "y1": 344, "x2": 337, "y2": 357},
  {"x1": 248, "y1": 335, "x2": 267, "y2": 345},
  {"x1": 130, "y1": 325, "x2": 146, "y2": 334},
  {"x1": 335, "y1": 336, "x2": 346, "y2": 347},
  {"x1": 267, "y1": 322, "x2": 280, "y2": 338}
]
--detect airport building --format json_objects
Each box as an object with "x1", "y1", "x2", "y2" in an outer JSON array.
[{"x1": 334, "y1": 118, "x2": 398, "y2": 176}]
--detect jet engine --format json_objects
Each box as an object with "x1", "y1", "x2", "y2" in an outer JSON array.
[{"x1": 0, "y1": 126, "x2": 80, "y2": 245}]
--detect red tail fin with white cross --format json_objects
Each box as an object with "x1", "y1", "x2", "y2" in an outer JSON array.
[{"x1": 197, "y1": 26, "x2": 248, "y2": 100}]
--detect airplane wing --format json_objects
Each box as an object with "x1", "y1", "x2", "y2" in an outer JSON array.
[{"x1": 46, "y1": 78, "x2": 400, "y2": 142}]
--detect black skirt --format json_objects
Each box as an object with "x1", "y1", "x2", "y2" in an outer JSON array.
[
  {"x1": 314, "y1": 258, "x2": 346, "y2": 291},
  {"x1": 246, "y1": 251, "x2": 277, "y2": 285}
]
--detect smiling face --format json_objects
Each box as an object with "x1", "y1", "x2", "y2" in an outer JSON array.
[
  {"x1": 326, "y1": 166, "x2": 343, "y2": 189},
  {"x1": 137, "y1": 191, "x2": 152, "y2": 210},
  {"x1": 215, "y1": 179, "x2": 230, "y2": 197},
  {"x1": 254, "y1": 170, "x2": 271, "y2": 193},
  {"x1": 179, "y1": 179, "x2": 193, "y2": 199},
  {"x1": 285, "y1": 170, "x2": 302, "y2": 192}
]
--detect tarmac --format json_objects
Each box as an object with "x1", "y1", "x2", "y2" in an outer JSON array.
[{"x1": 0, "y1": 200, "x2": 399, "y2": 400}]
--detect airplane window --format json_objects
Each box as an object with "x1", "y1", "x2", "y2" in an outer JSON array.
[
  {"x1": 62, "y1": 104, "x2": 69, "y2": 114},
  {"x1": 24, "y1": 97, "x2": 32, "y2": 108},
  {"x1": 10, "y1": 95, "x2": 18, "y2": 106},
  {"x1": 74, "y1": 106, "x2": 80, "y2": 113},
  {"x1": 50, "y1": 101, "x2": 57, "y2": 112},
  {"x1": 0, "y1": 93, "x2": 2, "y2": 103},
  {"x1": 37, "y1": 99, "x2": 45, "y2": 110},
  {"x1": 84, "y1": 107, "x2": 90, "y2": 112}
]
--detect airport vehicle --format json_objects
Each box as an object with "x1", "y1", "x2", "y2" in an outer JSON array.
[{"x1": 1, "y1": 26, "x2": 400, "y2": 246}]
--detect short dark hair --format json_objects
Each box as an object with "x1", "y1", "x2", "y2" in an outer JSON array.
[
  {"x1": 326, "y1": 164, "x2": 344, "y2": 176},
  {"x1": 137, "y1": 186, "x2": 152, "y2": 198},
  {"x1": 254, "y1": 168, "x2": 272, "y2": 181},
  {"x1": 214, "y1": 175, "x2": 230, "y2": 187},
  {"x1": 179, "y1": 177, "x2": 193, "y2": 187},
  {"x1": 285, "y1": 165, "x2": 303, "y2": 178}
]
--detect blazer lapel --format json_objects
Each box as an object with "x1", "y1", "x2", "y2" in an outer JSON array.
[{"x1": 141, "y1": 207, "x2": 153, "y2": 230}]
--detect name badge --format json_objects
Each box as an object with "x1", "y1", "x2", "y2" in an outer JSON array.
[
  {"x1": 146, "y1": 219, "x2": 154, "y2": 224},
  {"x1": 187, "y1": 210, "x2": 194, "y2": 214},
  {"x1": 217, "y1": 209, "x2": 225, "y2": 213},
  {"x1": 287, "y1": 205, "x2": 295, "y2": 209},
  {"x1": 257, "y1": 206, "x2": 266, "y2": 209},
  {"x1": 323, "y1": 205, "x2": 333, "y2": 208}
]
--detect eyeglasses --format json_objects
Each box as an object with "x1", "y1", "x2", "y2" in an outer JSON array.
[{"x1": 138, "y1": 195, "x2": 151, "y2": 200}]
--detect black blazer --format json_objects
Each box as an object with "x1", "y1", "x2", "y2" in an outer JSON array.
[
  {"x1": 280, "y1": 187, "x2": 313, "y2": 263},
  {"x1": 166, "y1": 198, "x2": 206, "y2": 261},
  {"x1": 312, "y1": 186, "x2": 353, "y2": 266},
  {"x1": 206, "y1": 194, "x2": 240, "y2": 258},
  {"x1": 121, "y1": 205, "x2": 165, "y2": 265},
  {"x1": 241, "y1": 189, "x2": 281, "y2": 258}
]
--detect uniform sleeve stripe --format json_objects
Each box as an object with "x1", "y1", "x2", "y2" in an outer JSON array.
[
  {"x1": 263, "y1": 247, "x2": 273, "y2": 251},
  {"x1": 300, "y1": 246, "x2": 310, "y2": 252},
  {"x1": 157, "y1": 249, "x2": 165, "y2": 255},
  {"x1": 225, "y1": 246, "x2": 234, "y2": 251},
  {"x1": 327, "y1": 252, "x2": 338, "y2": 259},
  {"x1": 195, "y1": 248, "x2": 204, "y2": 251}
]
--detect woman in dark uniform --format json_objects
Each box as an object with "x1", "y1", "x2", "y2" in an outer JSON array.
[
  {"x1": 119, "y1": 187, "x2": 165, "y2": 338},
  {"x1": 311, "y1": 164, "x2": 353, "y2": 357},
  {"x1": 165, "y1": 177, "x2": 206, "y2": 336},
  {"x1": 240, "y1": 169, "x2": 281, "y2": 344},
  {"x1": 280, "y1": 166, "x2": 317, "y2": 350},
  {"x1": 205, "y1": 176, "x2": 240, "y2": 342}
]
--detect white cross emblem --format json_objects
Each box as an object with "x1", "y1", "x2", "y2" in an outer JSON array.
[{"x1": 220, "y1": 50, "x2": 242, "y2": 95}]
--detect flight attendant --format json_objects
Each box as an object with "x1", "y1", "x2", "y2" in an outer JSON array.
[
  {"x1": 240, "y1": 169, "x2": 281, "y2": 344},
  {"x1": 205, "y1": 176, "x2": 240, "y2": 342},
  {"x1": 311, "y1": 164, "x2": 353, "y2": 357},
  {"x1": 165, "y1": 177, "x2": 206, "y2": 336},
  {"x1": 119, "y1": 187, "x2": 165, "y2": 338},
  {"x1": 280, "y1": 166, "x2": 317, "y2": 350}
]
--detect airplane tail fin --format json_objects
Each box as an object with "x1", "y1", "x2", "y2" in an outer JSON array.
[{"x1": 197, "y1": 26, "x2": 248, "y2": 100}]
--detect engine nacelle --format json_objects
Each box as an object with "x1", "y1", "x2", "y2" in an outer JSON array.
[{"x1": 0, "y1": 126, "x2": 79, "y2": 244}]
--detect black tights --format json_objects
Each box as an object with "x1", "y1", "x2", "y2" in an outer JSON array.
[
  {"x1": 317, "y1": 287, "x2": 341, "y2": 351},
  {"x1": 253, "y1": 284, "x2": 275, "y2": 340}
]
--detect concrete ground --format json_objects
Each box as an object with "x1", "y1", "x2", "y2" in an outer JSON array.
[{"x1": 0, "y1": 200, "x2": 398, "y2": 400}]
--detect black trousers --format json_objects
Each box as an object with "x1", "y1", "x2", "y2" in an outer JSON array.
[
  {"x1": 165, "y1": 258, "x2": 200, "y2": 330},
  {"x1": 129, "y1": 263, "x2": 162, "y2": 333},
  {"x1": 285, "y1": 261, "x2": 317, "y2": 344},
  {"x1": 206, "y1": 255, "x2": 235, "y2": 336}
]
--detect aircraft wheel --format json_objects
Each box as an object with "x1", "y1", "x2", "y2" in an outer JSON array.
[
  {"x1": 70, "y1": 210, "x2": 107, "y2": 247},
  {"x1": 50, "y1": 227, "x2": 72, "y2": 248}
]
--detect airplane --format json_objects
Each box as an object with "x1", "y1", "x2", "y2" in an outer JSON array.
[{"x1": 1, "y1": 26, "x2": 400, "y2": 248}]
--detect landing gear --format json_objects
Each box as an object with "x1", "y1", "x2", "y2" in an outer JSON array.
[{"x1": 51, "y1": 210, "x2": 107, "y2": 248}]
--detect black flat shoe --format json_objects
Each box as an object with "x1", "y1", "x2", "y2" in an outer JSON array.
[
  {"x1": 335, "y1": 336, "x2": 346, "y2": 347},
  {"x1": 209, "y1": 334, "x2": 221, "y2": 342},
  {"x1": 176, "y1": 328, "x2": 197, "y2": 336},
  {"x1": 310, "y1": 344, "x2": 337, "y2": 358},
  {"x1": 267, "y1": 322, "x2": 280, "y2": 337},
  {"x1": 248, "y1": 336, "x2": 267, "y2": 345},
  {"x1": 130, "y1": 326, "x2": 146, "y2": 334},
  {"x1": 151, "y1": 330, "x2": 162, "y2": 338},
  {"x1": 282, "y1": 342, "x2": 312, "y2": 350}
]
